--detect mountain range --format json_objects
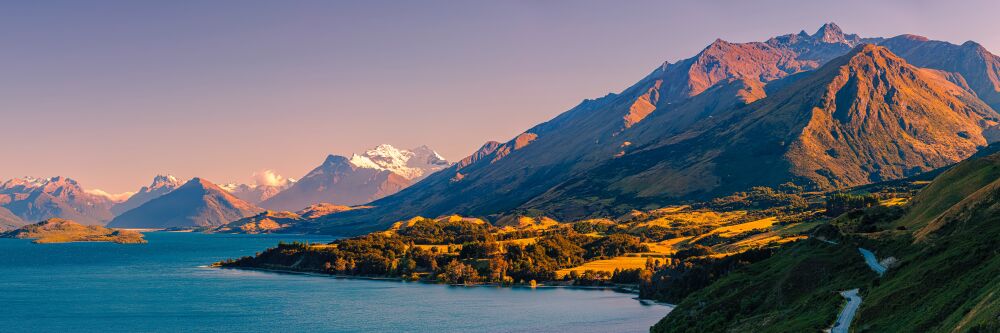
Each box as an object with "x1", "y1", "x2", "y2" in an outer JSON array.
[
  {"x1": 0, "y1": 177, "x2": 116, "y2": 225},
  {"x1": 258, "y1": 144, "x2": 449, "y2": 211},
  {"x1": 298, "y1": 23, "x2": 1000, "y2": 235},
  {"x1": 107, "y1": 178, "x2": 263, "y2": 228}
]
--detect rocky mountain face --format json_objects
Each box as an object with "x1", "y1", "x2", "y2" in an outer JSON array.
[
  {"x1": 880, "y1": 34, "x2": 1000, "y2": 111},
  {"x1": 111, "y1": 175, "x2": 183, "y2": 215},
  {"x1": 258, "y1": 145, "x2": 449, "y2": 211},
  {"x1": 0, "y1": 206, "x2": 25, "y2": 231},
  {"x1": 300, "y1": 23, "x2": 1000, "y2": 235},
  {"x1": 528, "y1": 45, "x2": 999, "y2": 217},
  {"x1": 0, "y1": 177, "x2": 115, "y2": 225},
  {"x1": 107, "y1": 178, "x2": 263, "y2": 228}
]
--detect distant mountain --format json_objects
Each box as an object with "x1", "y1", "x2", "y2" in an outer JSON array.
[
  {"x1": 0, "y1": 177, "x2": 115, "y2": 225},
  {"x1": 301, "y1": 23, "x2": 1000, "y2": 235},
  {"x1": 258, "y1": 144, "x2": 449, "y2": 211},
  {"x1": 220, "y1": 179, "x2": 296, "y2": 205},
  {"x1": 107, "y1": 178, "x2": 263, "y2": 228},
  {"x1": 111, "y1": 175, "x2": 182, "y2": 215},
  {"x1": 0, "y1": 206, "x2": 25, "y2": 231}
]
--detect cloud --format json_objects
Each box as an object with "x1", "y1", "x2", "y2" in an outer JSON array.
[
  {"x1": 251, "y1": 169, "x2": 290, "y2": 187},
  {"x1": 86, "y1": 189, "x2": 136, "y2": 202}
]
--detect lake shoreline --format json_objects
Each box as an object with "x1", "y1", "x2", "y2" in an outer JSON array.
[{"x1": 215, "y1": 265, "x2": 674, "y2": 306}]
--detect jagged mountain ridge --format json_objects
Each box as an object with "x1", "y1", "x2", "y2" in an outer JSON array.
[
  {"x1": 294, "y1": 24, "x2": 1000, "y2": 236},
  {"x1": 0, "y1": 177, "x2": 115, "y2": 225},
  {"x1": 527, "y1": 44, "x2": 999, "y2": 217},
  {"x1": 305, "y1": 24, "x2": 880, "y2": 232}
]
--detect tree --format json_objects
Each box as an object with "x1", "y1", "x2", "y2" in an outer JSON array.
[
  {"x1": 439, "y1": 259, "x2": 481, "y2": 284},
  {"x1": 333, "y1": 257, "x2": 348, "y2": 274}
]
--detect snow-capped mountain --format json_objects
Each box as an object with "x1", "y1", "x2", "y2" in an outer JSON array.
[
  {"x1": 347, "y1": 144, "x2": 450, "y2": 181},
  {"x1": 258, "y1": 144, "x2": 449, "y2": 211},
  {"x1": 0, "y1": 176, "x2": 116, "y2": 225},
  {"x1": 111, "y1": 175, "x2": 183, "y2": 215}
]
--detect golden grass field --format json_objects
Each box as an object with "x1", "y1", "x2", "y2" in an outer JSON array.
[
  {"x1": 497, "y1": 237, "x2": 538, "y2": 246},
  {"x1": 641, "y1": 236, "x2": 692, "y2": 255},
  {"x1": 881, "y1": 197, "x2": 909, "y2": 206},
  {"x1": 636, "y1": 210, "x2": 747, "y2": 229},
  {"x1": 556, "y1": 256, "x2": 654, "y2": 278}
]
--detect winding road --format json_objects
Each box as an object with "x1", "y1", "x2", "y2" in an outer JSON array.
[
  {"x1": 828, "y1": 248, "x2": 889, "y2": 332},
  {"x1": 859, "y1": 248, "x2": 887, "y2": 276},
  {"x1": 831, "y1": 289, "x2": 862, "y2": 333}
]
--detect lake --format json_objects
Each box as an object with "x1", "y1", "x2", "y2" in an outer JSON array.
[{"x1": 0, "y1": 232, "x2": 671, "y2": 332}]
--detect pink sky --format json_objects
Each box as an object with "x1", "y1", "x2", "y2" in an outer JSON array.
[{"x1": 2, "y1": 0, "x2": 999, "y2": 192}]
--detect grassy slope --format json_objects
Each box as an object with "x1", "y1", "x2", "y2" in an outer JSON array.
[
  {"x1": 652, "y1": 240, "x2": 874, "y2": 332},
  {"x1": 2, "y1": 218, "x2": 146, "y2": 244},
  {"x1": 654, "y1": 151, "x2": 1000, "y2": 332},
  {"x1": 857, "y1": 180, "x2": 1000, "y2": 332},
  {"x1": 895, "y1": 153, "x2": 1000, "y2": 230}
]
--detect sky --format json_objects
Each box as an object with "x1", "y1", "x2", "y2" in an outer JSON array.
[{"x1": 2, "y1": 0, "x2": 1000, "y2": 193}]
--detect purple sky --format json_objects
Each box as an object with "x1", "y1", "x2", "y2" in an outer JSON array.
[{"x1": 2, "y1": 0, "x2": 999, "y2": 193}]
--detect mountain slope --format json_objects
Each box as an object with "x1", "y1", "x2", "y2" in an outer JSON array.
[
  {"x1": 111, "y1": 175, "x2": 182, "y2": 215},
  {"x1": 880, "y1": 34, "x2": 1000, "y2": 112},
  {"x1": 259, "y1": 145, "x2": 448, "y2": 211},
  {"x1": 2, "y1": 218, "x2": 146, "y2": 244},
  {"x1": 527, "y1": 45, "x2": 999, "y2": 218},
  {"x1": 0, "y1": 177, "x2": 115, "y2": 225},
  {"x1": 653, "y1": 150, "x2": 1000, "y2": 332},
  {"x1": 306, "y1": 24, "x2": 880, "y2": 234},
  {"x1": 0, "y1": 206, "x2": 25, "y2": 231},
  {"x1": 107, "y1": 178, "x2": 263, "y2": 228},
  {"x1": 303, "y1": 24, "x2": 1000, "y2": 236}
]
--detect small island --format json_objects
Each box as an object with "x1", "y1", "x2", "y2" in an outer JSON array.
[{"x1": 1, "y1": 218, "x2": 147, "y2": 244}]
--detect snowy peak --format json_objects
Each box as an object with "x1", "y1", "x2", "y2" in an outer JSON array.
[
  {"x1": 150, "y1": 175, "x2": 180, "y2": 189},
  {"x1": 813, "y1": 22, "x2": 845, "y2": 43},
  {"x1": 2, "y1": 176, "x2": 74, "y2": 190},
  {"x1": 347, "y1": 144, "x2": 450, "y2": 180},
  {"x1": 111, "y1": 174, "x2": 184, "y2": 216},
  {"x1": 0, "y1": 176, "x2": 116, "y2": 225},
  {"x1": 258, "y1": 144, "x2": 449, "y2": 211}
]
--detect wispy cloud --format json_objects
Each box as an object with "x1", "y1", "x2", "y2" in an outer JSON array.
[
  {"x1": 86, "y1": 189, "x2": 136, "y2": 202},
  {"x1": 251, "y1": 169, "x2": 291, "y2": 187}
]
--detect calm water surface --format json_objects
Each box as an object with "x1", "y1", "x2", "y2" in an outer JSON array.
[{"x1": 0, "y1": 232, "x2": 671, "y2": 332}]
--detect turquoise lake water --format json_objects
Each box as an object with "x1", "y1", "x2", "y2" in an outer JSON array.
[{"x1": 0, "y1": 232, "x2": 671, "y2": 332}]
